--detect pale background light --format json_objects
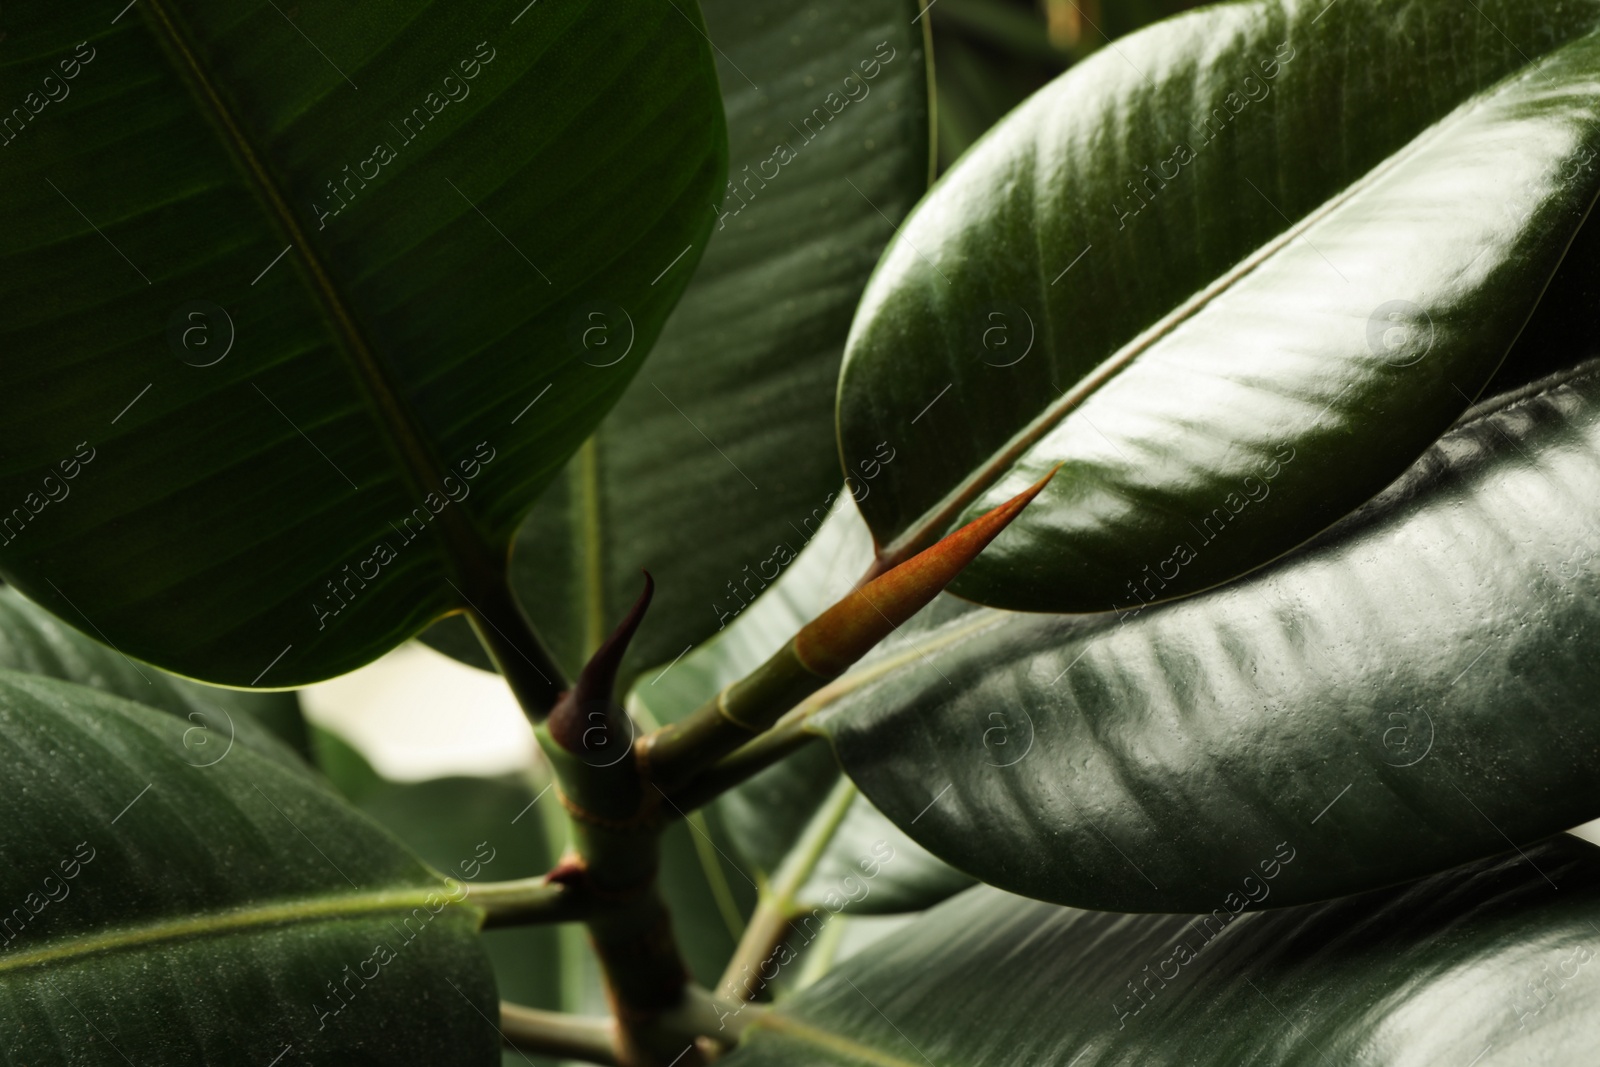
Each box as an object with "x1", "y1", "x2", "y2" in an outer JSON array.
[{"x1": 300, "y1": 641, "x2": 535, "y2": 781}]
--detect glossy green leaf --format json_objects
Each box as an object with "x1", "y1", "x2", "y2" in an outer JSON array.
[
  {"x1": 0, "y1": 671, "x2": 496, "y2": 1063},
  {"x1": 424, "y1": 0, "x2": 932, "y2": 683},
  {"x1": 814, "y1": 359, "x2": 1600, "y2": 911},
  {"x1": 728, "y1": 836, "x2": 1600, "y2": 1067},
  {"x1": 0, "y1": 585, "x2": 309, "y2": 762},
  {"x1": 632, "y1": 498, "x2": 972, "y2": 918},
  {"x1": 841, "y1": 0, "x2": 1600, "y2": 612},
  {"x1": 0, "y1": 1, "x2": 725, "y2": 686}
]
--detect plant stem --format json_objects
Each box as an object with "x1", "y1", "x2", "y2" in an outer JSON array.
[
  {"x1": 466, "y1": 875, "x2": 588, "y2": 928},
  {"x1": 464, "y1": 574, "x2": 697, "y2": 1066},
  {"x1": 543, "y1": 731, "x2": 693, "y2": 1034},
  {"x1": 643, "y1": 645, "x2": 821, "y2": 793},
  {"x1": 461, "y1": 575, "x2": 567, "y2": 717},
  {"x1": 500, "y1": 1001, "x2": 620, "y2": 1065},
  {"x1": 657, "y1": 984, "x2": 767, "y2": 1048},
  {"x1": 716, "y1": 778, "x2": 858, "y2": 1002},
  {"x1": 667, "y1": 611, "x2": 1005, "y2": 813},
  {"x1": 532, "y1": 576, "x2": 704, "y2": 1066}
]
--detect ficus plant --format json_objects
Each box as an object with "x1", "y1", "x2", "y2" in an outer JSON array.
[{"x1": 7, "y1": 0, "x2": 1600, "y2": 1063}]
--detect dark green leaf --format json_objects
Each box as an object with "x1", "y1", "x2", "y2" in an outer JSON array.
[
  {"x1": 328, "y1": 754, "x2": 613, "y2": 1066},
  {"x1": 429, "y1": 0, "x2": 931, "y2": 683},
  {"x1": 0, "y1": 586, "x2": 308, "y2": 763},
  {"x1": 659, "y1": 817, "x2": 757, "y2": 986},
  {"x1": 0, "y1": 1, "x2": 725, "y2": 686},
  {"x1": 727, "y1": 836, "x2": 1600, "y2": 1067},
  {"x1": 842, "y1": 0, "x2": 1600, "y2": 612},
  {"x1": 0, "y1": 671, "x2": 496, "y2": 1063},
  {"x1": 816, "y1": 359, "x2": 1600, "y2": 911}
]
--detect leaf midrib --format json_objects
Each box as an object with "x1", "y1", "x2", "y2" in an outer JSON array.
[
  {"x1": 0, "y1": 886, "x2": 472, "y2": 977},
  {"x1": 139, "y1": 0, "x2": 499, "y2": 596}
]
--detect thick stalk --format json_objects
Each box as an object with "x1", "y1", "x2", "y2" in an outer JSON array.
[
  {"x1": 669, "y1": 715, "x2": 817, "y2": 814},
  {"x1": 538, "y1": 577, "x2": 701, "y2": 1066},
  {"x1": 642, "y1": 646, "x2": 821, "y2": 794},
  {"x1": 668, "y1": 608, "x2": 1008, "y2": 813},
  {"x1": 501, "y1": 1001, "x2": 620, "y2": 1065},
  {"x1": 541, "y1": 729, "x2": 689, "y2": 1013},
  {"x1": 475, "y1": 478, "x2": 1051, "y2": 1067}
]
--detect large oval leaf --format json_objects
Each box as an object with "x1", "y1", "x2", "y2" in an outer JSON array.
[
  {"x1": 0, "y1": 1, "x2": 725, "y2": 686},
  {"x1": 840, "y1": 0, "x2": 1600, "y2": 612},
  {"x1": 425, "y1": 0, "x2": 933, "y2": 684},
  {"x1": 727, "y1": 836, "x2": 1600, "y2": 1067},
  {"x1": 0, "y1": 671, "x2": 496, "y2": 1063},
  {"x1": 814, "y1": 358, "x2": 1600, "y2": 911}
]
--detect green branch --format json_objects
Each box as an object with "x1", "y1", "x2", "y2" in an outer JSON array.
[
  {"x1": 465, "y1": 875, "x2": 587, "y2": 928},
  {"x1": 500, "y1": 1001, "x2": 620, "y2": 1066},
  {"x1": 716, "y1": 779, "x2": 857, "y2": 1003}
]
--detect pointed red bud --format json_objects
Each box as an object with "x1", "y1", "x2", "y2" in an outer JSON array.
[
  {"x1": 547, "y1": 572, "x2": 653, "y2": 756},
  {"x1": 792, "y1": 467, "x2": 1058, "y2": 677}
]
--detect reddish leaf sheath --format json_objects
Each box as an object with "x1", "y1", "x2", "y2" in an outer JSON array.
[{"x1": 793, "y1": 467, "x2": 1058, "y2": 678}]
